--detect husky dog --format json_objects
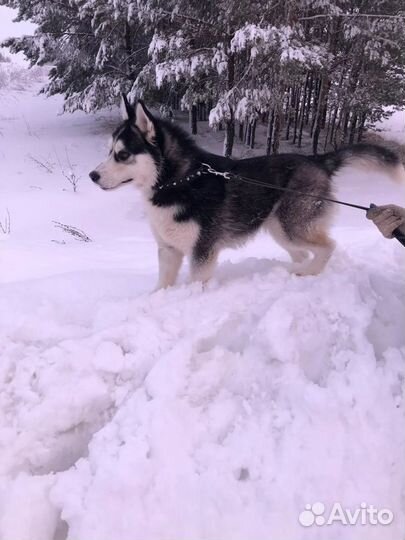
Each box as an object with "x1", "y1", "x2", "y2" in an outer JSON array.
[{"x1": 90, "y1": 97, "x2": 405, "y2": 289}]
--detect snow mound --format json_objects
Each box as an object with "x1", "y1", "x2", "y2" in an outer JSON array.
[
  {"x1": 1, "y1": 247, "x2": 404, "y2": 540},
  {"x1": 1, "y1": 59, "x2": 404, "y2": 540},
  {"x1": 0, "y1": 62, "x2": 46, "y2": 92}
]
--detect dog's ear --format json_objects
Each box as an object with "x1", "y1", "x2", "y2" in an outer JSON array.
[
  {"x1": 120, "y1": 93, "x2": 135, "y2": 122},
  {"x1": 135, "y1": 100, "x2": 156, "y2": 143}
]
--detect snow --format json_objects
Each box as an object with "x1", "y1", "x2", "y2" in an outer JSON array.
[
  {"x1": 231, "y1": 24, "x2": 326, "y2": 67},
  {"x1": 0, "y1": 7, "x2": 36, "y2": 42},
  {"x1": 1, "y1": 62, "x2": 405, "y2": 540},
  {"x1": 376, "y1": 109, "x2": 405, "y2": 144},
  {"x1": 0, "y1": 6, "x2": 36, "y2": 66}
]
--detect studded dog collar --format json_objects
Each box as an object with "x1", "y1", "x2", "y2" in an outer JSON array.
[{"x1": 155, "y1": 163, "x2": 231, "y2": 191}]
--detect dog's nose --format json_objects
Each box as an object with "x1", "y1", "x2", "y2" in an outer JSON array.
[{"x1": 89, "y1": 170, "x2": 100, "y2": 182}]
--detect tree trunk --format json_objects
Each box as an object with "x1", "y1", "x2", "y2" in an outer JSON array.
[
  {"x1": 357, "y1": 112, "x2": 367, "y2": 142},
  {"x1": 342, "y1": 111, "x2": 350, "y2": 144},
  {"x1": 189, "y1": 104, "x2": 197, "y2": 135},
  {"x1": 333, "y1": 107, "x2": 344, "y2": 148},
  {"x1": 266, "y1": 109, "x2": 275, "y2": 155},
  {"x1": 340, "y1": 46, "x2": 364, "y2": 146},
  {"x1": 310, "y1": 77, "x2": 321, "y2": 137},
  {"x1": 272, "y1": 107, "x2": 281, "y2": 155},
  {"x1": 223, "y1": 50, "x2": 235, "y2": 157},
  {"x1": 329, "y1": 106, "x2": 339, "y2": 145},
  {"x1": 298, "y1": 74, "x2": 310, "y2": 148},
  {"x1": 292, "y1": 85, "x2": 302, "y2": 144},
  {"x1": 349, "y1": 113, "x2": 358, "y2": 144},
  {"x1": 250, "y1": 119, "x2": 257, "y2": 149},
  {"x1": 124, "y1": 22, "x2": 133, "y2": 81},
  {"x1": 224, "y1": 116, "x2": 235, "y2": 157},
  {"x1": 285, "y1": 86, "x2": 292, "y2": 140},
  {"x1": 239, "y1": 122, "x2": 244, "y2": 141},
  {"x1": 244, "y1": 122, "x2": 250, "y2": 146},
  {"x1": 305, "y1": 73, "x2": 313, "y2": 125},
  {"x1": 312, "y1": 73, "x2": 329, "y2": 154},
  {"x1": 324, "y1": 111, "x2": 332, "y2": 150},
  {"x1": 320, "y1": 81, "x2": 330, "y2": 129}
]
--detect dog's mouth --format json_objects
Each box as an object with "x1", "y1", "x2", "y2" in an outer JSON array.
[{"x1": 102, "y1": 178, "x2": 133, "y2": 190}]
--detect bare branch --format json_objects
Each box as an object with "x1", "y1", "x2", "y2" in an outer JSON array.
[
  {"x1": 299, "y1": 13, "x2": 405, "y2": 21},
  {"x1": 158, "y1": 10, "x2": 214, "y2": 27},
  {"x1": 0, "y1": 209, "x2": 11, "y2": 235},
  {"x1": 53, "y1": 221, "x2": 92, "y2": 242},
  {"x1": 54, "y1": 148, "x2": 81, "y2": 192},
  {"x1": 42, "y1": 31, "x2": 94, "y2": 37},
  {"x1": 117, "y1": 46, "x2": 149, "y2": 68},
  {"x1": 28, "y1": 154, "x2": 54, "y2": 173}
]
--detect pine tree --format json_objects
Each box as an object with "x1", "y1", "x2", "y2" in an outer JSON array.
[
  {"x1": 2, "y1": 0, "x2": 404, "y2": 155},
  {"x1": 1, "y1": 0, "x2": 150, "y2": 111}
]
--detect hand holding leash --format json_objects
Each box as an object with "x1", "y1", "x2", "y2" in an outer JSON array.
[{"x1": 367, "y1": 204, "x2": 405, "y2": 246}]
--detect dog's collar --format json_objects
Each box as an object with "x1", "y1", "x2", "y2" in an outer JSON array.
[{"x1": 155, "y1": 163, "x2": 232, "y2": 191}]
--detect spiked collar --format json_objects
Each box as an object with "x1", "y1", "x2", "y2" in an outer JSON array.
[{"x1": 155, "y1": 162, "x2": 232, "y2": 191}]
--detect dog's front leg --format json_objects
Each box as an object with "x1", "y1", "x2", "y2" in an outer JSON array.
[
  {"x1": 155, "y1": 245, "x2": 183, "y2": 290},
  {"x1": 190, "y1": 249, "x2": 218, "y2": 285}
]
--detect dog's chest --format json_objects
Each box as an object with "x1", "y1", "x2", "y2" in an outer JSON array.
[{"x1": 145, "y1": 202, "x2": 200, "y2": 254}]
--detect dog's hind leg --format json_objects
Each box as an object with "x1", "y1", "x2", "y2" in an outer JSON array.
[
  {"x1": 271, "y1": 165, "x2": 336, "y2": 275},
  {"x1": 266, "y1": 215, "x2": 335, "y2": 275},
  {"x1": 265, "y1": 216, "x2": 310, "y2": 264},
  {"x1": 292, "y1": 227, "x2": 336, "y2": 276},
  {"x1": 155, "y1": 245, "x2": 183, "y2": 290}
]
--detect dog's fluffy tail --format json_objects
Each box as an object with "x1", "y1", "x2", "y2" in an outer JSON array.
[{"x1": 316, "y1": 143, "x2": 405, "y2": 183}]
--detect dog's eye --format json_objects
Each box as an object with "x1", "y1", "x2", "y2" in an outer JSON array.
[{"x1": 116, "y1": 151, "x2": 130, "y2": 161}]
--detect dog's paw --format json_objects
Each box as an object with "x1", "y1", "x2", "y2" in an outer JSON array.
[
  {"x1": 151, "y1": 283, "x2": 167, "y2": 293},
  {"x1": 289, "y1": 262, "x2": 321, "y2": 277},
  {"x1": 290, "y1": 250, "x2": 310, "y2": 264}
]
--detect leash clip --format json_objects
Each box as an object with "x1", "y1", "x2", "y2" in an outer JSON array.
[{"x1": 201, "y1": 163, "x2": 232, "y2": 180}]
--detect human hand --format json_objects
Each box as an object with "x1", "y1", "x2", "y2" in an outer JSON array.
[{"x1": 366, "y1": 204, "x2": 405, "y2": 238}]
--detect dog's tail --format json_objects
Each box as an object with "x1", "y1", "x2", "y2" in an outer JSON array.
[{"x1": 315, "y1": 143, "x2": 405, "y2": 183}]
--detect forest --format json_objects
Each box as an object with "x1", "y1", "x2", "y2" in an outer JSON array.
[{"x1": 1, "y1": 0, "x2": 404, "y2": 156}]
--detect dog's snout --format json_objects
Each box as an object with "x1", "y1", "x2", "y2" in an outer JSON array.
[{"x1": 89, "y1": 170, "x2": 100, "y2": 182}]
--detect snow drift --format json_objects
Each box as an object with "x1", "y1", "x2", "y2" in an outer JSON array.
[{"x1": 1, "y1": 70, "x2": 405, "y2": 540}]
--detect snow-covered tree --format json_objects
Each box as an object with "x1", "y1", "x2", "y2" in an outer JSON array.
[
  {"x1": 1, "y1": 0, "x2": 150, "y2": 111},
  {"x1": 2, "y1": 0, "x2": 404, "y2": 155}
]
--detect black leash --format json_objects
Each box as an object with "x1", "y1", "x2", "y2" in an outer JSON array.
[
  {"x1": 217, "y1": 169, "x2": 369, "y2": 210},
  {"x1": 197, "y1": 163, "x2": 368, "y2": 210}
]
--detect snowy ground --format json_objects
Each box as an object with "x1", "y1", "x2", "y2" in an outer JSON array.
[
  {"x1": 376, "y1": 109, "x2": 405, "y2": 144},
  {"x1": 0, "y1": 64, "x2": 405, "y2": 540}
]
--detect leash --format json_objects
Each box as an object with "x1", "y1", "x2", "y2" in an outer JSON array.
[
  {"x1": 156, "y1": 162, "x2": 405, "y2": 246},
  {"x1": 200, "y1": 163, "x2": 370, "y2": 211}
]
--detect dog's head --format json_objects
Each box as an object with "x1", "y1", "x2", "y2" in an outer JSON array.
[{"x1": 89, "y1": 97, "x2": 159, "y2": 191}]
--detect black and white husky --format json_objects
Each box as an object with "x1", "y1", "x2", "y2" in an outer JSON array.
[{"x1": 90, "y1": 98, "x2": 405, "y2": 289}]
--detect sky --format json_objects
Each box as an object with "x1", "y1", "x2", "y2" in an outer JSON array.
[{"x1": 0, "y1": 6, "x2": 36, "y2": 42}]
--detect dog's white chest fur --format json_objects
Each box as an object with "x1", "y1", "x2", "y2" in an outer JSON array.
[{"x1": 144, "y1": 202, "x2": 200, "y2": 255}]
